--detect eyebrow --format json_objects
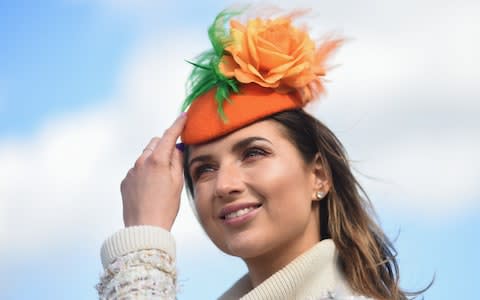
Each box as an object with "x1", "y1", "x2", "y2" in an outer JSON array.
[
  {"x1": 188, "y1": 136, "x2": 272, "y2": 170},
  {"x1": 231, "y1": 136, "x2": 272, "y2": 153}
]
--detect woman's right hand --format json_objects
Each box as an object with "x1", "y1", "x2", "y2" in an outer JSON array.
[{"x1": 120, "y1": 113, "x2": 187, "y2": 230}]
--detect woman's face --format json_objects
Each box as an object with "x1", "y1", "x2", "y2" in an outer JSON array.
[{"x1": 188, "y1": 119, "x2": 326, "y2": 260}]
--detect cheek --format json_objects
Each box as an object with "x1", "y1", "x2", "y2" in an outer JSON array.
[
  {"x1": 246, "y1": 159, "x2": 311, "y2": 198},
  {"x1": 192, "y1": 184, "x2": 220, "y2": 234},
  {"x1": 193, "y1": 186, "x2": 211, "y2": 219},
  {"x1": 247, "y1": 160, "x2": 313, "y2": 216},
  {"x1": 192, "y1": 185, "x2": 230, "y2": 250}
]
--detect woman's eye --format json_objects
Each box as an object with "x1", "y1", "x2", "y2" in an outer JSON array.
[
  {"x1": 243, "y1": 147, "x2": 268, "y2": 160},
  {"x1": 193, "y1": 164, "x2": 215, "y2": 180}
]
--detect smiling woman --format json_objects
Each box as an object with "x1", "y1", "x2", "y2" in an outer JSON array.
[
  {"x1": 96, "y1": 7, "x2": 429, "y2": 300},
  {"x1": 187, "y1": 120, "x2": 324, "y2": 272}
]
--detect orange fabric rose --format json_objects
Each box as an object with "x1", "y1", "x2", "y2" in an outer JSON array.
[{"x1": 219, "y1": 16, "x2": 341, "y2": 103}]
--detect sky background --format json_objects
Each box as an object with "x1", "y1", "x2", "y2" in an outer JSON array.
[{"x1": 0, "y1": 0, "x2": 479, "y2": 299}]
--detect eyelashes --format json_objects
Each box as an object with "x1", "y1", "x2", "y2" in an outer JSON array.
[
  {"x1": 192, "y1": 164, "x2": 215, "y2": 180},
  {"x1": 242, "y1": 147, "x2": 269, "y2": 160},
  {"x1": 191, "y1": 146, "x2": 271, "y2": 181}
]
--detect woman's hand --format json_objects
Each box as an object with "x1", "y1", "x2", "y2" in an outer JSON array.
[{"x1": 121, "y1": 113, "x2": 187, "y2": 230}]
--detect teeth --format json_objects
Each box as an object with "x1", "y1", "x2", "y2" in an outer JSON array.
[{"x1": 225, "y1": 207, "x2": 256, "y2": 220}]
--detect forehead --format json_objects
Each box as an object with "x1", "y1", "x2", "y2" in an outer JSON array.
[{"x1": 189, "y1": 119, "x2": 289, "y2": 154}]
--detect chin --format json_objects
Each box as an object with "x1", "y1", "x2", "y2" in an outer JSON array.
[
  {"x1": 204, "y1": 221, "x2": 273, "y2": 259},
  {"x1": 217, "y1": 236, "x2": 271, "y2": 259}
]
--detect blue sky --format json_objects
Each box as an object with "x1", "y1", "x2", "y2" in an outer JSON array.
[
  {"x1": 1, "y1": 1, "x2": 479, "y2": 299},
  {"x1": 0, "y1": 1, "x2": 132, "y2": 136}
]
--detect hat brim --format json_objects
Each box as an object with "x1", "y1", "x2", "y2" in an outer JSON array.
[{"x1": 181, "y1": 84, "x2": 302, "y2": 145}]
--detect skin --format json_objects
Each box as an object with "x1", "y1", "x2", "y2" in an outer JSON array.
[
  {"x1": 121, "y1": 115, "x2": 330, "y2": 287},
  {"x1": 121, "y1": 113, "x2": 187, "y2": 230}
]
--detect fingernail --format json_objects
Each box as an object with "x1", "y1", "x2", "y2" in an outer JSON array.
[
  {"x1": 178, "y1": 112, "x2": 187, "y2": 118},
  {"x1": 175, "y1": 142, "x2": 185, "y2": 152}
]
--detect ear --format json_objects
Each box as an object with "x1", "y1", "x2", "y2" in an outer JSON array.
[{"x1": 310, "y1": 153, "x2": 331, "y2": 202}]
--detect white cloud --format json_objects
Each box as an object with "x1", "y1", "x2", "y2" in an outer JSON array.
[
  {"x1": 301, "y1": 1, "x2": 480, "y2": 220},
  {"x1": 1, "y1": 0, "x2": 479, "y2": 258},
  {"x1": 0, "y1": 33, "x2": 210, "y2": 257},
  {"x1": 0, "y1": 105, "x2": 119, "y2": 254},
  {"x1": 356, "y1": 130, "x2": 480, "y2": 217}
]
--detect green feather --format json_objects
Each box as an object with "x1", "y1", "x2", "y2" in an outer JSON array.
[
  {"x1": 208, "y1": 9, "x2": 240, "y2": 56},
  {"x1": 185, "y1": 60, "x2": 211, "y2": 70},
  {"x1": 181, "y1": 8, "x2": 245, "y2": 122}
]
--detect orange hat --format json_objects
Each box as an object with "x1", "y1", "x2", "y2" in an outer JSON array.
[{"x1": 180, "y1": 9, "x2": 342, "y2": 145}]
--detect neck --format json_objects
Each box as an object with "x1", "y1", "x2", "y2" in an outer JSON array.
[{"x1": 243, "y1": 213, "x2": 321, "y2": 287}]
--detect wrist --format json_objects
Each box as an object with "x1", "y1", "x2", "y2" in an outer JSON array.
[{"x1": 100, "y1": 225, "x2": 176, "y2": 269}]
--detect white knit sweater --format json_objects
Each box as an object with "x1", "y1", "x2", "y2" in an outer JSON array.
[{"x1": 97, "y1": 226, "x2": 372, "y2": 299}]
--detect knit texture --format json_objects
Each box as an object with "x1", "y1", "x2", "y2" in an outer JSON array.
[
  {"x1": 100, "y1": 225, "x2": 175, "y2": 269},
  {"x1": 219, "y1": 239, "x2": 356, "y2": 300},
  {"x1": 98, "y1": 228, "x2": 372, "y2": 299},
  {"x1": 97, "y1": 248, "x2": 176, "y2": 300}
]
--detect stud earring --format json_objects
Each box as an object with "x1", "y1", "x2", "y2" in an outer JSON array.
[{"x1": 316, "y1": 191, "x2": 326, "y2": 200}]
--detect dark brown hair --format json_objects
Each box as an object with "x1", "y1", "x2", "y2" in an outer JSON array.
[{"x1": 183, "y1": 109, "x2": 430, "y2": 299}]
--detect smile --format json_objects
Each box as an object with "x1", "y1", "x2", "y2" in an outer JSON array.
[
  {"x1": 219, "y1": 203, "x2": 262, "y2": 226},
  {"x1": 225, "y1": 206, "x2": 257, "y2": 220}
]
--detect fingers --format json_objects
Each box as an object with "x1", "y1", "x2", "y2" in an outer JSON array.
[
  {"x1": 134, "y1": 113, "x2": 187, "y2": 168},
  {"x1": 154, "y1": 113, "x2": 187, "y2": 163},
  {"x1": 170, "y1": 145, "x2": 185, "y2": 177},
  {"x1": 144, "y1": 137, "x2": 160, "y2": 153},
  {"x1": 135, "y1": 137, "x2": 161, "y2": 167}
]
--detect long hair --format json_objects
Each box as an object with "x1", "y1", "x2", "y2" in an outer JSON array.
[{"x1": 183, "y1": 109, "x2": 429, "y2": 299}]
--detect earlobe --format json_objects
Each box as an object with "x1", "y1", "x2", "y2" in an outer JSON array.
[
  {"x1": 313, "y1": 180, "x2": 330, "y2": 201},
  {"x1": 315, "y1": 190, "x2": 326, "y2": 200},
  {"x1": 311, "y1": 153, "x2": 330, "y2": 201}
]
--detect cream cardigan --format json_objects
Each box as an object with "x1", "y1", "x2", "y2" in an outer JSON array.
[
  {"x1": 219, "y1": 239, "x2": 358, "y2": 299},
  {"x1": 98, "y1": 226, "x2": 370, "y2": 299}
]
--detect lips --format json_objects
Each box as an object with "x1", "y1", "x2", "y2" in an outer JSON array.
[{"x1": 219, "y1": 203, "x2": 262, "y2": 220}]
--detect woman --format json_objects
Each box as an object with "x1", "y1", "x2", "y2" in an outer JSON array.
[{"x1": 97, "y1": 8, "x2": 427, "y2": 300}]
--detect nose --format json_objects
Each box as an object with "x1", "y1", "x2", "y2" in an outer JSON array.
[{"x1": 214, "y1": 162, "x2": 245, "y2": 200}]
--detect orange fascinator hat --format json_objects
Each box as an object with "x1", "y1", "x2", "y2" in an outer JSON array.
[{"x1": 181, "y1": 8, "x2": 342, "y2": 145}]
